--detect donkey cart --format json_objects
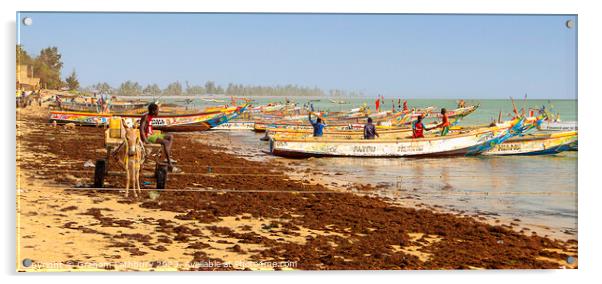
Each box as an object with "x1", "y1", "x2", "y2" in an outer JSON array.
[{"x1": 93, "y1": 127, "x2": 169, "y2": 189}]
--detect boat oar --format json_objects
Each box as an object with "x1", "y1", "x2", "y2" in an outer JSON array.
[
  {"x1": 522, "y1": 93, "x2": 528, "y2": 117},
  {"x1": 510, "y1": 96, "x2": 519, "y2": 118}
]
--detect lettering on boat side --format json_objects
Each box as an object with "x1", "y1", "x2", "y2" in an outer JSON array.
[
  {"x1": 318, "y1": 145, "x2": 339, "y2": 153},
  {"x1": 477, "y1": 133, "x2": 495, "y2": 143},
  {"x1": 397, "y1": 145, "x2": 424, "y2": 152},
  {"x1": 151, "y1": 118, "x2": 166, "y2": 126},
  {"x1": 216, "y1": 122, "x2": 254, "y2": 129},
  {"x1": 495, "y1": 143, "x2": 521, "y2": 151},
  {"x1": 353, "y1": 145, "x2": 376, "y2": 153}
]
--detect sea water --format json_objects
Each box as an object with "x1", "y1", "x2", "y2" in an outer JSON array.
[{"x1": 177, "y1": 97, "x2": 578, "y2": 240}]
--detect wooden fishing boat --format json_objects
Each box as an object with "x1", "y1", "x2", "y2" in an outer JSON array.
[
  {"x1": 253, "y1": 111, "x2": 409, "y2": 132},
  {"x1": 252, "y1": 105, "x2": 477, "y2": 132},
  {"x1": 252, "y1": 103, "x2": 295, "y2": 113},
  {"x1": 482, "y1": 131, "x2": 577, "y2": 156},
  {"x1": 269, "y1": 127, "x2": 412, "y2": 140},
  {"x1": 266, "y1": 123, "x2": 487, "y2": 140},
  {"x1": 201, "y1": 98, "x2": 226, "y2": 103},
  {"x1": 150, "y1": 105, "x2": 249, "y2": 132},
  {"x1": 54, "y1": 100, "x2": 149, "y2": 113},
  {"x1": 329, "y1": 99, "x2": 348, "y2": 104},
  {"x1": 49, "y1": 104, "x2": 248, "y2": 132},
  {"x1": 538, "y1": 121, "x2": 577, "y2": 131},
  {"x1": 255, "y1": 121, "x2": 363, "y2": 132},
  {"x1": 212, "y1": 121, "x2": 256, "y2": 130},
  {"x1": 269, "y1": 118, "x2": 532, "y2": 158},
  {"x1": 427, "y1": 105, "x2": 479, "y2": 119}
]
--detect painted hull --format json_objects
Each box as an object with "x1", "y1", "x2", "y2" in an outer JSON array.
[
  {"x1": 269, "y1": 123, "x2": 493, "y2": 140},
  {"x1": 539, "y1": 121, "x2": 577, "y2": 131},
  {"x1": 253, "y1": 105, "x2": 478, "y2": 132},
  {"x1": 428, "y1": 105, "x2": 479, "y2": 119},
  {"x1": 212, "y1": 121, "x2": 256, "y2": 130},
  {"x1": 253, "y1": 111, "x2": 412, "y2": 131},
  {"x1": 568, "y1": 141, "x2": 578, "y2": 151},
  {"x1": 482, "y1": 131, "x2": 578, "y2": 156},
  {"x1": 270, "y1": 127, "x2": 509, "y2": 158},
  {"x1": 55, "y1": 101, "x2": 149, "y2": 113},
  {"x1": 49, "y1": 105, "x2": 248, "y2": 132},
  {"x1": 256, "y1": 122, "x2": 365, "y2": 132}
]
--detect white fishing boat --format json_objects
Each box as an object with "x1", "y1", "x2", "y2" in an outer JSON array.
[
  {"x1": 269, "y1": 123, "x2": 523, "y2": 158},
  {"x1": 212, "y1": 121, "x2": 256, "y2": 130},
  {"x1": 482, "y1": 131, "x2": 577, "y2": 156},
  {"x1": 539, "y1": 121, "x2": 577, "y2": 131}
]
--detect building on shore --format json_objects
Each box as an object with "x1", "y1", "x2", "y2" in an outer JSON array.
[{"x1": 16, "y1": 64, "x2": 40, "y2": 92}]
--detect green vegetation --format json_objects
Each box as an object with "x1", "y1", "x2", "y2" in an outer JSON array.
[
  {"x1": 91, "y1": 82, "x2": 112, "y2": 94},
  {"x1": 65, "y1": 70, "x2": 80, "y2": 90},
  {"x1": 163, "y1": 81, "x2": 183, "y2": 96},
  {"x1": 116, "y1": 81, "x2": 142, "y2": 96},
  {"x1": 82, "y1": 81, "x2": 333, "y2": 97},
  {"x1": 223, "y1": 83, "x2": 324, "y2": 97},
  {"x1": 143, "y1": 83, "x2": 162, "y2": 96},
  {"x1": 184, "y1": 81, "x2": 205, "y2": 95},
  {"x1": 17, "y1": 45, "x2": 65, "y2": 89},
  {"x1": 17, "y1": 45, "x2": 361, "y2": 97}
]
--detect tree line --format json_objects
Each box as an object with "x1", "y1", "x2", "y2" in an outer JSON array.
[
  {"x1": 82, "y1": 80, "x2": 330, "y2": 97},
  {"x1": 18, "y1": 45, "x2": 363, "y2": 97},
  {"x1": 17, "y1": 45, "x2": 80, "y2": 91}
]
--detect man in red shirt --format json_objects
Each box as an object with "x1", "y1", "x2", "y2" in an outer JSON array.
[
  {"x1": 412, "y1": 115, "x2": 426, "y2": 138},
  {"x1": 140, "y1": 103, "x2": 176, "y2": 171},
  {"x1": 375, "y1": 98, "x2": 380, "y2": 112},
  {"x1": 434, "y1": 108, "x2": 451, "y2": 136}
]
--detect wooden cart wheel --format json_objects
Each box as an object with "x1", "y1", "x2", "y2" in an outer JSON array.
[
  {"x1": 155, "y1": 164, "x2": 168, "y2": 189},
  {"x1": 93, "y1": 159, "x2": 107, "y2": 188}
]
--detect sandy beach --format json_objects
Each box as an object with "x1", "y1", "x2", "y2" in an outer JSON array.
[{"x1": 16, "y1": 105, "x2": 578, "y2": 271}]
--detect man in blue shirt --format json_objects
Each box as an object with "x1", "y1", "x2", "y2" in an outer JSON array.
[{"x1": 309, "y1": 113, "x2": 325, "y2": 137}]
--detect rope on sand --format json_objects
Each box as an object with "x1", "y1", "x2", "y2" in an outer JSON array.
[
  {"x1": 19, "y1": 186, "x2": 344, "y2": 194},
  {"x1": 17, "y1": 185, "x2": 576, "y2": 196},
  {"x1": 23, "y1": 169, "x2": 574, "y2": 179},
  {"x1": 29, "y1": 169, "x2": 286, "y2": 177}
]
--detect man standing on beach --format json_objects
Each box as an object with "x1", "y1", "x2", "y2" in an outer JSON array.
[
  {"x1": 412, "y1": 115, "x2": 426, "y2": 138},
  {"x1": 308, "y1": 112, "x2": 325, "y2": 137},
  {"x1": 140, "y1": 103, "x2": 178, "y2": 172},
  {"x1": 364, "y1": 117, "x2": 379, "y2": 139},
  {"x1": 433, "y1": 108, "x2": 451, "y2": 136}
]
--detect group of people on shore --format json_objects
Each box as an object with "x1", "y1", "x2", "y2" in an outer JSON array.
[
  {"x1": 16, "y1": 90, "x2": 43, "y2": 108},
  {"x1": 374, "y1": 95, "x2": 410, "y2": 113},
  {"x1": 308, "y1": 107, "x2": 451, "y2": 139}
]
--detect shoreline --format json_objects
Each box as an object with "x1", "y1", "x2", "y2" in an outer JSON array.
[
  {"x1": 202, "y1": 130, "x2": 578, "y2": 242},
  {"x1": 99, "y1": 93, "x2": 577, "y2": 101},
  {"x1": 16, "y1": 107, "x2": 578, "y2": 271}
]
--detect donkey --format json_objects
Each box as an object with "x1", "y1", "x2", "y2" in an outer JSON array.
[{"x1": 119, "y1": 119, "x2": 145, "y2": 198}]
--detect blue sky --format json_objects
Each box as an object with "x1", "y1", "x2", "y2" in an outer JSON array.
[{"x1": 17, "y1": 13, "x2": 576, "y2": 99}]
